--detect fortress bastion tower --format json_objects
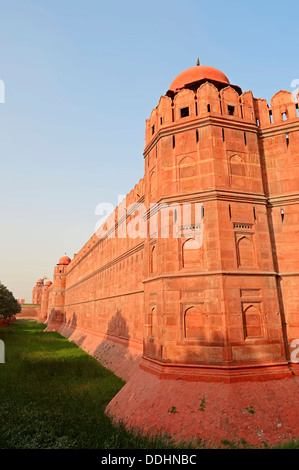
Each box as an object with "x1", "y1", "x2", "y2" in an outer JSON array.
[
  {"x1": 46, "y1": 255, "x2": 71, "y2": 330},
  {"x1": 106, "y1": 63, "x2": 299, "y2": 442},
  {"x1": 32, "y1": 278, "x2": 44, "y2": 304},
  {"x1": 39, "y1": 280, "x2": 52, "y2": 323},
  {"x1": 140, "y1": 63, "x2": 293, "y2": 381}
]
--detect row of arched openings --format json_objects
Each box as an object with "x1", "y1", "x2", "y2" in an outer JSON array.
[
  {"x1": 150, "y1": 153, "x2": 248, "y2": 194},
  {"x1": 148, "y1": 304, "x2": 262, "y2": 341}
]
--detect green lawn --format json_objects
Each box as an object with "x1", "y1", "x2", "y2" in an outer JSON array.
[
  {"x1": 0, "y1": 320, "x2": 181, "y2": 449},
  {"x1": 0, "y1": 320, "x2": 298, "y2": 450}
]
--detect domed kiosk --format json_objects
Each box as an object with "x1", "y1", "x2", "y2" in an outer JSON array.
[
  {"x1": 58, "y1": 255, "x2": 71, "y2": 266},
  {"x1": 166, "y1": 63, "x2": 242, "y2": 96}
]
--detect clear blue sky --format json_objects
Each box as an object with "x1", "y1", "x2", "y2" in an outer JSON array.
[{"x1": 0, "y1": 0, "x2": 298, "y2": 301}]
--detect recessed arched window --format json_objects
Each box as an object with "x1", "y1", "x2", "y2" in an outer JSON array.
[
  {"x1": 229, "y1": 154, "x2": 246, "y2": 186},
  {"x1": 230, "y1": 154, "x2": 246, "y2": 176},
  {"x1": 182, "y1": 238, "x2": 201, "y2": 267},
  {"x1": 243, "y1": 304, "x2": 262, "y2": 338},
  {"x1": 179, "y1": 155, "x2": 195, "y2": 179},
  {"x1": 237, "y1": 236, "x2": 255, "y2": 267},
  {"x1": 184, "y1": 306, "x2": 205, "y2": 340}
]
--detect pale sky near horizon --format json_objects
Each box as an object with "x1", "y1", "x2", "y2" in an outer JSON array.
[{"x1": 0, "y1": 0, "x2": 298, "y2": 302}]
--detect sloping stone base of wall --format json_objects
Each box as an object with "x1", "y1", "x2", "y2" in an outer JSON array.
[
  {"x1": 106, "y1": 367, "x2": 299, "y2": 447},
  {"x1": 42, "y1": 321, "x2": 299, "y2": 446}
]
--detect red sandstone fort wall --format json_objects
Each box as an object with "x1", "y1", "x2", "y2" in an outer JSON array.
[
  {"x1": 44, "y1": 180, "x2": 146, "y2": 379},
  {"x1": 30, "y1": 65, "x2": 299, "y2": 444},
  {"x1": 64, "y1": 179, "x2": 145, "y2": 343},
  {"x1": 40, "y1": 74, "x2": 299, "y2": 380}
]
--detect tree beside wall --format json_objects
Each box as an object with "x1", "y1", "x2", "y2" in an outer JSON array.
[{"x1": 0, "y1": 282, "x2": 21, "y2": 322}]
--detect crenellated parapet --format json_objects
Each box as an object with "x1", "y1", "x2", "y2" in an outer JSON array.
[
  {"x1": 145, "y1": 83, "x2": 257, "y2": 150},
  {"x1": 197, "y1": 82, "x2": 221, "y2": 115},
  {"x1": 254, "y1": 90, "x2": 299, "y2": 127},
  {"x1": 255, "y1": 90, "x2": 299, "y2": 197}
]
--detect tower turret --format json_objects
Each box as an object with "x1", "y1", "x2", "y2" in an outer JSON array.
[
  {"x1": 142, "y1": 64, "x2": 288, "y2": 380},
  {"x1": 46, "y1": 255, "x2": 71, "y2": 330},
  {"x1": 32, "y1": 278, "x2": 45, "y2": 304},
  {"x1": 39, "y1": 280, "x2": 52, "y2": 323}
]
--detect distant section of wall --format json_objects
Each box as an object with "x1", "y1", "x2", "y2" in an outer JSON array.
[
  {"x1": 17, "y1": 304, "x2": 40, "y2": 319},
  {"x1": 45, "y1": 181, "x2": 146, "y2": 380}
]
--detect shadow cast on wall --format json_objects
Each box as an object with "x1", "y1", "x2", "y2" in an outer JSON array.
[
  {"x1": 106, "y1": 309, "x2": 130, "y2": 339},
  {"x1": 58, "y1": 308, "x2": 142, "y2": 382}
]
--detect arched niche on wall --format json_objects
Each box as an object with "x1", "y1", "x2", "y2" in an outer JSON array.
[
  {"x1": 229, "y1": 154, "x2": 247, "y2": 186},
  {"x1": 178, "y1": 155, "x2": 196, "y2": 191},
  {"x1": 184, "y1": 305, "x2": 205, "y2": 340},
  {"x1": 182, "y1": 238, "x2": 201, "y2": 268},
  {"x1": 236, "y1": 235, "x2": 256, "y2": 268},
  {"x1": 242, "y1": 303, "x2": 263, "y2": 339}
]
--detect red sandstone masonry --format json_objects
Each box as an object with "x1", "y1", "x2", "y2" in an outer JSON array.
[
  {"x1": 17, "y1": 305, "x2": 40, "y2": 320},
  {"x1": 35, "y1": 64, "x2": 299, "y2": 444},
  {"x1": 32, "y1": 278, "x2": 44, "y2": 304}
]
